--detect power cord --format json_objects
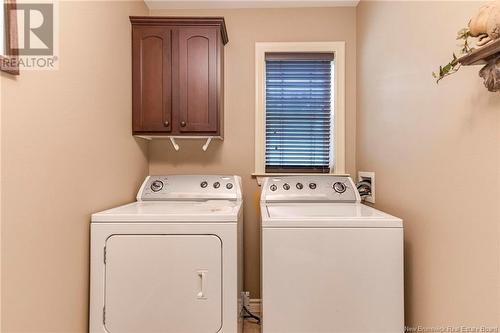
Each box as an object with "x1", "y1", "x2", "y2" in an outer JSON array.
[
  {"x1": 242, "y1": 305, "x2": 261, "y2": 325},
  {"x1": 356, "y1": 180, "x2": 372, "y2": 198}
]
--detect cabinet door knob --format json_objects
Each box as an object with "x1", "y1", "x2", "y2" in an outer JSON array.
[
  {"x1": 180, "y1": 121, "x2": 186, "y2": 127},
  {"x1": 164, "y1": 121, "x2": 169, "y2": 127}
]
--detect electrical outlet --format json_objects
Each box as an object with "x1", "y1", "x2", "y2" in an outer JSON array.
[
  {"x1": 358, "y1": 171, "x2": 375, "y2": 204},
  {"x1": 241, "y1": 291, "x2": 250, "y2": 307}
]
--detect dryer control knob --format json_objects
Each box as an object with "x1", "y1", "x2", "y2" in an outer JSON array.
[
  {"x1": 333, "y1": 182, "x2": 347, "y2": 193},
  {"x1": 213, "y1": 182, "x2": 221, "y2": 188},
  {"x1": 226, "y1": 183, "x2": 233, "y2": 190},
  {"x1": 200, "y1": 181, "x2": 208, "y2": 188},
  {"x1": 150, "y1": 180, "x2": 164, "y2": 192},
  {"x1": 283, "y1": 183, "x2": 290, "y2": 190},
  {"x1": 270, "y1": 184, "x2": 277, "y2": 192},
  {"x1": 309, "y1": 183, "x2": 317, "y2": 190},
  {"x1": 296, "y1": 183, "x2": 304, "y2": 190}
]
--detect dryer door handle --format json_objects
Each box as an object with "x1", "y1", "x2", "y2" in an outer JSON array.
[{"x1": 197, "y1": 270, "x2": 207, "y2": 299}]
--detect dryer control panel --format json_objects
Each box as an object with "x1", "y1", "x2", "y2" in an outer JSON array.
[
  {"x1": 261, "y1": 176, "x2": 360, "y2": 203},
  {"x1": 138, "y1": 175, "x2": 242, "y2": 201}
]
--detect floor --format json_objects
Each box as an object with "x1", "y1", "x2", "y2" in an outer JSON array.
[{"x1": 243, "y1": 321, "x2": 261, "y2": 333}]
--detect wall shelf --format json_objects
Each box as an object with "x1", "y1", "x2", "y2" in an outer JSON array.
[
  {"x1": 458, "y1": 39, "x2": 500, "y2": 66},
  {"x1": 134, "y1": 135, "x2": 222, "y2": 151}
]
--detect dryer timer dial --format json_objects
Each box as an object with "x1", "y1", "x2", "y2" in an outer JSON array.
[{"x1": 150, "y1": 180, "x2": 164, "y2": 192}]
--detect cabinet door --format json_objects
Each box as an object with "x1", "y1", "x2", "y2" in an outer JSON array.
[
  {"x1": 104, "y1": 235, "x2": 222, "y2": 333},
  {"x1": 177, "y1": 28, "x2": 219, "y2": 133},
  {"x1": 132, "y1": 27, "x2": 172, "y2": 133}
]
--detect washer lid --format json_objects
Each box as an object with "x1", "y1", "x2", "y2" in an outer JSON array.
[
  {"x1": 92, "y1": 200, "x2": 241, "y2": 222},
  {"x1": 262, "y1": 203, "x2": 402, "y2": 228}
]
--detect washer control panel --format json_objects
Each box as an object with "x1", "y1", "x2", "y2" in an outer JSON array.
[
  {"x1": 262, "y1": 176, "x2": 360, "y2": 203},
  {"x1": 138, "y1": 175, "x2": 242, "y2": 201}
]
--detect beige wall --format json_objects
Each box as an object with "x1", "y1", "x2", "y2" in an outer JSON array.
[
  {"x1": 2, "y1": 1, "x2": 499, "y2": 331},
  {"x1": 357, "y1": 1, "x2": 500, "y2": 328},
  {"x1": 148, "y1": 7, "x2": 358, "y2": 298},
  {"x1": 0, "y1": 1, "x2": 149, "y2": 332}
]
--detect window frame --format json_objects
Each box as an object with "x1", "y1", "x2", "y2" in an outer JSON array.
[{"x1": 254, "y1": 41, "x2": 346, "y2": 177}]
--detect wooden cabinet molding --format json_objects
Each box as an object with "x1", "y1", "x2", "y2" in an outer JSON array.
[{"x1": 130, "y1": 16, "x2": 229, "y2": 45}]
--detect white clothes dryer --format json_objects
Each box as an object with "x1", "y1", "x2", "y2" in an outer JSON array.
[{"x1": 90, "y1": 175, "x2": 243, "y2": 333}]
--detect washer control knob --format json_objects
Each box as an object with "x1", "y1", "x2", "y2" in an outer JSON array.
[
  {"x1": 309, "y1": 183, "x2": 317, "y2": 190},
  {"x1": 333, "y1": 182, "x2": 347, "y2": 193},
  {"x1": 150, "y1": 180, "x2": 164, "y2": 192},
  {"x1": 213, "y1": 182, "x2": 220, "y2": 188},
  {"x1": 226, "y1": 183, "x2": 233, "y2": 190},
  {"x1": 296, "y1": 183, "x2": 304, "y2": 190},
  {"x1": 283, "y1": 183, "x2": 290, "y2": 190},
  {"x1": 200, "y1": 181, "x2": 208, "y2": 188},
  {"x1": 270, "y1": 184, "x2": 277, "y2": 192}
]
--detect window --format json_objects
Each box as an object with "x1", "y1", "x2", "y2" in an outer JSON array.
[
  {"x1": 254, "y1": 42, "x2": 345, "y2": 176},
  {"x1": 265, "y1": 53, "x2": 334, "y2": 173}
]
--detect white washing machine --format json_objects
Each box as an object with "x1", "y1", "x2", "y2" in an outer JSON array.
[
  {"x1": 90, "y1": 175, "x2": 243, "y2": 333},
  {"x1": 261, "y1": 176, "x2": 404, "y2": 333}
]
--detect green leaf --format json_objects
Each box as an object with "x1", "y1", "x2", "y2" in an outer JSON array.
[{"x1": 456, "y1": 27, "x2": 470, "y2": 40}]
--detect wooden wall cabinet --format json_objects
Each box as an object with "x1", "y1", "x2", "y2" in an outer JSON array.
[{"x1": 130, "y1": 17, "x2": 228, "y2": 137}]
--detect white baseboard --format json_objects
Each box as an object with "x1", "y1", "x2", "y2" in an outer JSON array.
[{"x1": 249, "y1": 298, "x2": 261, "y2": 314}]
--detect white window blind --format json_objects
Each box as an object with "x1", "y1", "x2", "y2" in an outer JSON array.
[{"x1": 265, "y1": 52, "x2": 334, "y2": 173}]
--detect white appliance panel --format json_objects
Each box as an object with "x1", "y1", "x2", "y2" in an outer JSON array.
[
  {"x1": 262, "y1": 227, "x2": 404, "y2": 333},
  {"x1": 138, "y1": 175, "x2": 242, "y2": 201},
  {"x1": 90, "y1": 222, "x2": 242, "y2": 333},
  {"x1": 104, "y1": 234, "x2": 222, "y2": 333},
  {"x1": 261, "y1": 176, "x2": 360, "y2": 203}
]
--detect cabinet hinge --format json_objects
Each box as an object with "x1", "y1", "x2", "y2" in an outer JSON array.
[{"x1": 104, "y1": 246, "x2": 106, "y2": 265}]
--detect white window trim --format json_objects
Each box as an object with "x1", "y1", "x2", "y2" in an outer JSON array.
[{"x1": 254, "y1": 41, "x2": 346, "y2": 179}]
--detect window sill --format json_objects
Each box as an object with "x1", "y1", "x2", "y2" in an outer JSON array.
[{"x1": 252, "y1": 173, "x2": 350, "y2": 186}]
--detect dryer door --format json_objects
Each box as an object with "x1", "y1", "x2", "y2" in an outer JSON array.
[{"x1": 104, "y1": 234, "x2": 222, "y2": 333}]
